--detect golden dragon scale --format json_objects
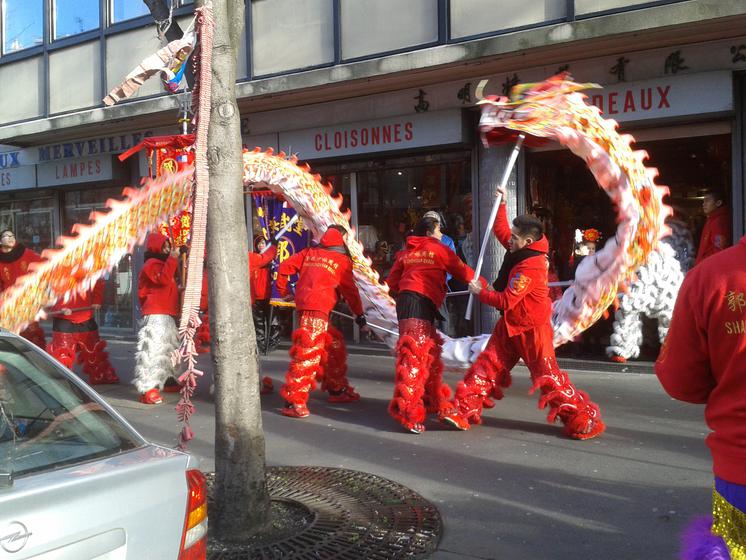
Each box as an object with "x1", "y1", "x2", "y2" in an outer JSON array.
[{"x1": 0, "y1": 168, "x2": 194, "y2": 334}]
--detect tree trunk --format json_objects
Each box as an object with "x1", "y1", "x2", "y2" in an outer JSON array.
[{"x1": 201, "y1": 0, "x2": 269, "y2": 541}]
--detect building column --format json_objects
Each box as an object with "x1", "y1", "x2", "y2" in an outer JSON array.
[{"x1": 475, "y1": 139, "x2": 525, "y2": 334}]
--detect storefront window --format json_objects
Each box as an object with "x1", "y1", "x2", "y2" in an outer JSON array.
[
  {"x1": 53, "y1": 0, "x2": 100, "y2": 40},
  {"x1": 2, "y1": 0, "x2": 43, "y2": 53},
  {"x1": 63, "y1": 188, "x2": 134, "y2": 329},
  {"x1": 0, "y1": 198, "x2": 55, "y2": 253},
  {"x1": 526, "y1": 132, "x2": 731, "y2": 359}
]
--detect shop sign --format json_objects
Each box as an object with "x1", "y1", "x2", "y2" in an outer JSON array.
[
  {"x1": 278, "y1": 110, "x2": 466, "y2": 159},
  {"x1": 0, "y1": 165, "x2": 36, "y2": 191},
  {"x1": 36, "y1": 131, "x2": 154, "y2": 162},
  {"x1": 587, "y1": 71, "x2": 732, "y2": 122},
  {"x1": 0, "y1": 150, "x2": 21, "y2": 169},
  {"x1": 37, "y1": 156, "x2": 114, "y2": 187}
]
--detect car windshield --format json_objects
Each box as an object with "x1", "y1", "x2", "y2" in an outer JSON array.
[{"x1": 0, "y1": 336, "x2": 141, "y2": 478}]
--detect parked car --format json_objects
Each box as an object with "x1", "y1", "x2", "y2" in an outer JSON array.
[{"x1": 0, "y1": 329, "x2": 207, "y2": 559}]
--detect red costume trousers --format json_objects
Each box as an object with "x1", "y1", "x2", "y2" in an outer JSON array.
[
  {"x1": 280, "y1": 310, "x2": 356, "y2": 407},
  {"x1": 389, "y1": 318, "x2": 452, "y2": 430},
  {"x1": 46, "y1": 330, "x2": 119, "y2": 384},
  {"x1": 453, "y1": 320, "x2": 605, "y2": 439}
]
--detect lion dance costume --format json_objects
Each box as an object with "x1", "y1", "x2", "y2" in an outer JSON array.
[
  {"x1": 655, "y1": 236, "x2": 746, "y2": 560},
  {"x1": 47, "y1": 279, "x2": 119, "y2": 384},
  {"x1": 0, "y1": 232, "x2": 46, "y2": 348},
  {"x1": 276, "y1": 226, "x2": 365, "y2": 418},
  {"x1": 447, "y1": 203, "x2": 605, "y2": 440},
  {"x1": 385, "y1": 229, "x2": 478, "y2": 434},
  {"x1": 249, "y1": 236, "x2": 280, "y2": 354},
  {"x1": 134, "y1": 232, "x2": 181, "y2": 405}
]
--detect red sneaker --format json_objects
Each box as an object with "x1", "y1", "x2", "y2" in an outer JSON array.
[
  {"x1": 261, "y1": 376, "x2": 274, "y2": 395},
  {"x1": 609, "y1": 355, "x2": 627, "y2": 363},
  {"x1": 139, "y1": 388, "x2": 163, "y2": 405},
  {"x1": 402, "y1": 421, "x2": 426, "y2": 434},
  {"x1": 280, "y1": 402, "x2": 310, "y2": 418},
  {"x1": 328, "y1": 387, "x2": 360, "y2": 403},
  {"x1": 440, "y1": 412, "x2": 471, "y2": 431},
  {"x1": 482, "y1": 397, "x2": 495, "y2": 409},
  {"x1": 565, "y1": 417, "x2": 606, "y2": 440}
]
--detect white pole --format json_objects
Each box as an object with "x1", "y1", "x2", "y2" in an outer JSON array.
[
  {"x1": 260, "y1": 214, "x2": 299, "y2": 254},
  {"x1": 465, "y1": 133, "x2": 525, "y2": 320}
]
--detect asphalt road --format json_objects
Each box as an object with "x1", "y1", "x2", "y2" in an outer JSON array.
[{"x1": 96, "y1": 340, "x2": 711, "y2": 560}]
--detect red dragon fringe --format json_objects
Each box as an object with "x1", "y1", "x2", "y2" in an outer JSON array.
[
  {"x1": 389, "y1": 333, "x2": 433, "y2": 426},
  {"x1": 280, "y1": 327, "x2": 327, "y2": 405}
]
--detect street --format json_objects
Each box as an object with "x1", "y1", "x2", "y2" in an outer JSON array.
[{"x1": 95, "y1": 339, "x2": 711, "y2": 560}]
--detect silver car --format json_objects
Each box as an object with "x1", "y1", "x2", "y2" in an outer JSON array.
[{"x1": 0, "y1": 330, "x2": 207, "y2": 559}]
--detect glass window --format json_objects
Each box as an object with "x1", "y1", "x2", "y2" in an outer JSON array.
[
  {"x1": 0, "y1": 197, "x2": 56, "y2": 253},
  {"x1": 0, "y1": 336, "x2": 141, "y2": 478},
  {"x1": 575, "y1": 0, "x2": 686, "y2": 16},
  {"x1": 54, "y1": 0, "x2": 100, "y2": 40},
  {"x1": 63, "y1": 188, "x2": 135, "y2": 329},
  {"x1": 341, "y1": 0, "x2": 438, "y2": 60},
  {"x1": 0, "y1": 56, "x2": 44, "y2": 124},
  {"x1": 450, "y1": 0, "x2": 566, "y2": 39},
  {"x1": 2, "y1": 0, "x2": 43, "y2": 54},
  {"x1": 251, "y1": 0, "x2": 333, "y2": 76},
  {"x1": 111, "y1": 0, "x2": 150, "y2": 23}
]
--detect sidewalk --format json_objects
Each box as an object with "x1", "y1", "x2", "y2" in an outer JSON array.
[{"x1": 97, "y1": 338, "x2": 707, "y2": 560}]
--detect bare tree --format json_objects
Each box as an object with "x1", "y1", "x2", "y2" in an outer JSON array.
[{"x1": 143, "y1": 0, "x2": 270, "y2": 541}]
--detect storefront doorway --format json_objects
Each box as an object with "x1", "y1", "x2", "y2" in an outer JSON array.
[{"x1": 526, "y1": 130, "x2": 732, "y2": 360}]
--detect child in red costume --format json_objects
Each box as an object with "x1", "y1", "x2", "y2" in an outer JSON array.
[
  {"x1": 134, "y1": 232, "x2": 181, "y2": 405},
  {"x1": 444, "y1": 190, "x2": 605, "y2": 440},
  {"x1": 47, "y1": 279, "x2": 119, "y2": 384},
  {"x1": 386, "y1": 217, "x2": 479, "y2": 434},
  {"x1": 250, "y1": 236, "x2": 279, "y2": 354},
  {"x1": 276, "y1": 225, "x2": 366, "y2": 418},
  {"x1": 655, "y1": 235, "x2": 746, "y2": 557},
  {"x1": 0, "y1": 229, "x2": 46, "y2": 347},
  {"x1": 695, "y1": 190, "x2": 731, "y2": 265}
]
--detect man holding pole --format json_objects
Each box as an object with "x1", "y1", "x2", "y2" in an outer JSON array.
[
  {"x1": 276, "y1": 224, "x2": 366, "y2": 418},
  {"x1": 386, "y1": 216, "x2": 481, "y2": 434},
  {"x1": 442, "y1": 185, "x2": 605, "y2": 440}
]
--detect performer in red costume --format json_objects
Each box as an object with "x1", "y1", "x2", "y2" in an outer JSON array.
[
  {"x1": 385, "y1": 216, "x2": 480, "y2": 434},
  {"x1": 276, "y1": 225, "x2": 365, "y2": 418},
  {"x1": 249, "y1": 236, "x2": 279, "y2": 354},
  {"x1": 695, "y1": 189, "x2": 731, "y2": 266},
  {"x1": 46, "y1": 279, "x2": 119, "y2": 384},
  {"x1": 134, "y1": 232, "x2": 181, "y2": 405},
  {"x1": 0, "y1": 229, "x2": 46, "y2": 347},
  {"x1": 443, "y1": 187, "x2": 605, "y2": 440}
]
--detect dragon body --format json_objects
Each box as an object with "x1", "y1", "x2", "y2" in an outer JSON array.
[{"x1": 0, "y1": 75, "x2": 672, "y2": 376}]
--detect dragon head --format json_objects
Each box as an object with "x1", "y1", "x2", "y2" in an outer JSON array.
[{"x1": 477, "y1": 73, "x2": 600, "y2": 146}]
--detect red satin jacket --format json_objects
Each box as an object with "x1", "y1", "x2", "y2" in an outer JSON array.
[
  {"x1": 655, "y1": 236, "x2": 746, "y2": 484},
  {"x1": 386, "y1": 236, "x2": 475, "y2": 309},
  {"x1": 0, "y1": 245, "x2": 42, "y2": 292},
  {"x1": 138, "y1": 233, "x2": 180, "y2": 317},
  {"x1": 249, "y1": 245, "x2": 277, "y2": 304},
  {"x1": 478, "y1": 204, "x2": 552, "y2": 337},
  {"x1": 696, "y1": 206, "x2": 731, "y2": 265},
  {"x1": 277, "y1": 229, "x2": 363, "y2": 316}
]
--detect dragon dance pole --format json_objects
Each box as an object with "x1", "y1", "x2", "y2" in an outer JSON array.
[
  {"x1": 260, "y1": 214, "x2": 299, "y2": 254},
  {"x1": 465, "y1": 133, "x2": 525, "y2": 320},
  {"x1": 330, "y1": 309, "x2": 400, "y2": 337}
]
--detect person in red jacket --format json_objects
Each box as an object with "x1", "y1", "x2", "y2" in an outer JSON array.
[
  {"x1": 276, "y1": 224, "x2": 366, "y2": 418},
  {"x1": 46, "y1": 278, "x2": 119, "y2": 384},
  {"x1": 695, "y1": 190, "x2": 731, "y2": 265},
  {"x1": 250, "y1": 235, "x2": 279, "y2": 354},
  {"x1": 0, "y1": 229, "x2": 46, "y2": 347},
  {"x1": 443, "y1": 189, "x2": 605, "y2": 440},
  {"x1": 385, "y1": 216, "x2": 480, "y2": 434},
  {"x1": 134, "y1": 232, "x2": 181, "y2": 404},
  {"x1": 655, "y1": 235, "x2": 746, "y2": 558}
]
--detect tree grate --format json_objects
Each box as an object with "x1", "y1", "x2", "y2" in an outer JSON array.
[{"x1": 207, "y1": 466, "x2": 442, "y2": 559}]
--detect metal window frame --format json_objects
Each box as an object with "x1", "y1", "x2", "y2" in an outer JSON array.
[{"x1": 573, "y1": 0, "x2": 688, "y2": 20}]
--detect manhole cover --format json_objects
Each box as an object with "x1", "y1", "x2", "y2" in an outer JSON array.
[{"x1": 207, "y1": 466, "x2": 442, "y2": 559}]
